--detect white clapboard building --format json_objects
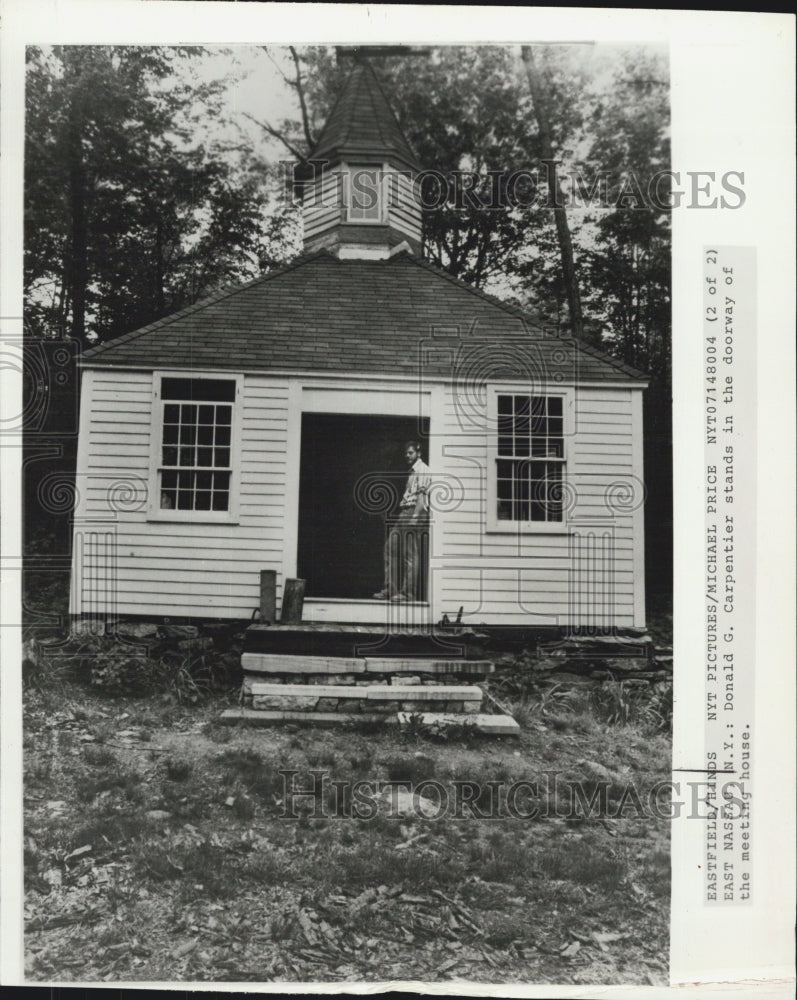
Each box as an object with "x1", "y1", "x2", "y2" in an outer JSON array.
[{"x1": 70, "y1": 56, "x2": 648, "y2": 632}]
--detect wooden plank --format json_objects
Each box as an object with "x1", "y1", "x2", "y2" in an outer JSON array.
[
  {"x1": 249, "y1": 683, "x2": 483, "y2": 702},
  {"x1": 81, "y1": 574, "x2": 256, "y2": 595},
  {"x1": 243, "y1": 625, "x2": 481, "y2": 659},
  {"x1": 437, "y1": 585, "x2": 636, "y2": 599},
  {"x1": 88, "y1": 409, "x2": 150, "y2": 424},
  {"x1": 259, "y1": 570, "x2": 277, "y2": 623},
  {"x1": 245, "y1": 623, "x2": 480, "y2": 635},
  {"x1": 114, "y1": 532, "x2": 281, "y2": 548},
  {"x1": 221, "y1": 708, "x2": 394, "y2": 727},
  {"x1": 363, "y1": 658, "x2": 493, "y2": 675},
  {"x1": 241, "y1": 653, "x2": 366, "y2": 674},
  {"x1": 397, "y1": 712, "x2": 520, "y2": 736},
  {"x1": 367, "y1": 684, "x2": 481, "y2": 701},
  {"x1": 280, "y1": 578, "x2": 305, "y2": 623},
  {"x1": 92, "y1": 379, "x2": 151, "y2": 392},
  {"x1": 109, "y1": 553, "x2": 279, "y2": 570},
  {"x1": 439, "y1": 542, "x2": 634, "y2": 559},
  {"x1": 91, "y1": 594, "x2": 253, "y2": 614}
]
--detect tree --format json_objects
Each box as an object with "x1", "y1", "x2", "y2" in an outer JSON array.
[
  {"x1": 25, "y1": 45, "x2": 297, "y2": 345},
  {"x1": 577, "y1": 49, "x2": 670, "y2": 373},
  {"x1": 576, "y1": 48, "x2": 672, "y2": 595},
  {"x1": 520, "y1": 44, "x2": 585, "y2": 339}
]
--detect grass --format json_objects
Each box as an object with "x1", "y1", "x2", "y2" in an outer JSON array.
[
  {"x1": 507, "y1": 696, "x2": 536, "y2": 730},
  {"x1": 501, "y1": 679, "x2": 673, "y2": 740},
  {"x1": 381, "y1": 751, "x2": 437, "y2": 785},
  {"x1": 23, "y1": 687, "x2": 671, "y2": 983},
  {"x1": 23, "y1": 602, "x2": 672, "y2": 985},
  {"x1": 75, "y1": 768, "x2": 145, "y2": 805},
  {"x1": 212, "y1": 747, "x2": 282, "y2": 802}
]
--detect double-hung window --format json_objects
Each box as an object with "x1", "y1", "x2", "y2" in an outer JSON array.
[
  {"x1": 488, "y1": 389, "x2": 570, "y2": 532},
  {"x1": 150, "y1": 374, "x2": 240, "y2": 520}
]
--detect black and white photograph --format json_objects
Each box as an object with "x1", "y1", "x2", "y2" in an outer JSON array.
[{"x1": 1, "y1": 3, "x2": 794, "y2": 995}]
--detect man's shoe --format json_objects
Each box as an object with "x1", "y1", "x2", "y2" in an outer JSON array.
[
  {"x1": 373, "y1": 590, "x2": 390, "y2": 600},
  {"x1": 390, "y1": 593, "x2": 408, "y2": 602}
]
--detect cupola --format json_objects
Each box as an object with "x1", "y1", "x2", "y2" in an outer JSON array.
[{"x1": 295, "y1": 54, "x2": 423, "y2": 259}]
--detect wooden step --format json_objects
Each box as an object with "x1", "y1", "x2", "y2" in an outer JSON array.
[
  {"x1": 243, "y1": 623, "x2": 486, "y2": 659},
  {"x1": 250, "y1": 683, "x2": 482, "y2": 702},
  {"x1": 249, "y1": 682, "x2": 483, "y2": 712},
  {"x1": 221, "y1": 708, "x2": 517, "y2": 735},
  {"x1": 241, "y1": 653, "x2": 366, "y2": 675},
  {"x1": 240, "y1": 652, "x2": 494, "y2": 677},
  {"x1": 397, "y1": 712, "x2": 520, "y2": 736},
  {"x1": 364, "y1": 658, "x2": 493, "y2": 676},
  {"x1": 221, "y1": 708, "x2": 394, "y2": 728}
]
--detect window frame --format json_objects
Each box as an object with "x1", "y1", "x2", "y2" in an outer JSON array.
[
  {"x1": 147, "y1": 370, "x2": 242, "y2": 523},
  {"x1": 343, "y1": 160, "x2": 387, "y2": 225},
  {"x1": 485, "y1": 385, "x2": 574, "y2": 534}
]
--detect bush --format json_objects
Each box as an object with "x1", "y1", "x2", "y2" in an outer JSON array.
[
  {"x1": 164, "y1": 756, "x2": 194, "y2": 781},
  {"x1": 591, "y1": 680, "x2": 673, "y2": 733},
  {"x1": 32, "y1": 630, "x2": 240, "y2": 702},
  {"x1": 90, "y1": 648, "x2": 157, "y2": 695}
]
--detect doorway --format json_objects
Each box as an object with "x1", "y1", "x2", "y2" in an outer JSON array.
[{"x1": 297, "y1": 413, "x2": 430, "y2": 599}]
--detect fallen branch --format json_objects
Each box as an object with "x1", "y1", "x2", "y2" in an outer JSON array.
[
  {"x1": 430, "y1": 889, "x2": 482, "y2": 934},
  {"x1": 28, "y1": 908, "x2": 106, "y2": 932}
]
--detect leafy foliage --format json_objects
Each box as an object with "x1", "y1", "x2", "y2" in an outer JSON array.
[
  {"x1": 25, "y1": 45, "x2": 298, "y2": 345},
  {"x1": 28, "y1": 631, "x2": 239, "y2": 703}
]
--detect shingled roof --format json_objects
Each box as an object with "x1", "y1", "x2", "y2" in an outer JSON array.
[
  {"x1": 82, "y1": 250, "x2": 647, "y2": 384},
  {"x1": 308, "y1": 59, "x2": 422, "y2": 173}
]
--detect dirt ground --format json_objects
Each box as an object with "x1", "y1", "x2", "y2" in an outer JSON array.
[{"x1": 23, "y1": 672, "x2": 671, "y2": 986}]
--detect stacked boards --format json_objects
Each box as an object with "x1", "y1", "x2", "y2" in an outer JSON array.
[{"x1": 221, "y1": 624, "x2": 519, "y2": 736}]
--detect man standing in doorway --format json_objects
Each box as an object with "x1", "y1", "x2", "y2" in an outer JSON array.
[{"x1": 374, "y1": 440, "x2": 431, "y2": 602}]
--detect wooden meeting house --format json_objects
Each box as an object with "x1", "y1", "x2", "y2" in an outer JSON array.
[{"x1": 69, "y1": 51, "x2": 648, "y2": 641}]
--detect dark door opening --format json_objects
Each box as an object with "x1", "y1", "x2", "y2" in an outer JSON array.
[{"x1": 297, "y1": 413, "x2": 430, "y2": 599}]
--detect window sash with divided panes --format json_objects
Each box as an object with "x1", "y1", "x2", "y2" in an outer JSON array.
[
  {"x1": 156, "y1": 376, "x2": 236, "y2": 515},
  {"x1": 346, "y1": 164, "x2": 384, "y2": 223},
  {"x1": 496, "y1": 393, "x2": 566, "y2": 524}
]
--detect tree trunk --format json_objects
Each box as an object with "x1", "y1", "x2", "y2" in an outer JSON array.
[
  {"x1": 521, "y1": 45, "x2": 584, "y2": 340},
  {"x1": 155, "y1": 219, "x2": 165, "y2": 316},
  {"x1": 55, "y1": 270, "x2": 68, "y2": 340},
  {"x1": 66, "y1": 68, "x2": 88, "y2": 344}
]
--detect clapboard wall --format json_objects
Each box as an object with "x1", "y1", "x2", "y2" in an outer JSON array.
[
  {"x1": 71, "y1": 370, "x2": 644, "y2": 627},
  {"x1": 70, "y1": 369, "x2": 289, "y2": 620},
  {"x1": 434, "y1": 383, "x2": 644, "y2": 627}
]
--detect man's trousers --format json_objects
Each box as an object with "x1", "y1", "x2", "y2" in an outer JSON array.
[{"x1": 383, "y1": 508, "x2": 428, "y2": 599}]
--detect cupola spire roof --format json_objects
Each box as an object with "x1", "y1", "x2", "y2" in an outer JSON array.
[{"x1": 308, "y1": 57, "x2": 421, "y2": 173}]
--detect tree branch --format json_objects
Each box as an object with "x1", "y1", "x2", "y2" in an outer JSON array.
[
  {"x1": 289, "y1": 46, "x2": 315, "y2": 151},
  {"x1": 243, "y1": 112, "x2": 307, "y2": 163}
]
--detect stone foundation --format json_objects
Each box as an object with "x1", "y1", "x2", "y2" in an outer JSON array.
[{"x1": 494, "y1": 634, "x2": 673, "y2": 690}]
